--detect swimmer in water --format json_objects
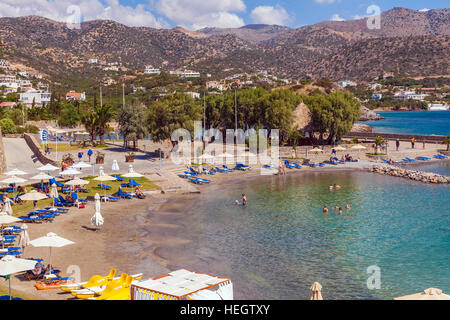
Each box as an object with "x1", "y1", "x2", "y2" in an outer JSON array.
[
  {"x1": 334, "y1": 205, "x2": 339, "y2": 210},
  {"x1": 338, "y1": 207, "x2": 343, "y2": 215},
  {"x1": 329, "y1": 185, "x2": 333, "y2": 191},
  {"x1": 242, "y1": 194, "x2": 247, "y2": 206},
  {"x1": 345, "y1": 204, "x2": 350, "y2": 210},
  {"x1": 235, "y1": 200, "x2": 240, "y2": 205},
  {"x1": 334, "y1": 184, "x2": 341, "y2": 189},
  {"x1": 323, "y1": 205, "x2": 328, "y2": 213}
]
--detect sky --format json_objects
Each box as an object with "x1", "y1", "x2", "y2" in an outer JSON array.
[{"x1": 0, "y1": 0, "x2": 446, "y2": 30}]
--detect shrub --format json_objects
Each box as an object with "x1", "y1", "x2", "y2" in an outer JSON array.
[{"x1": 0, "y1": 118, "x2": 16, "y2": 134}]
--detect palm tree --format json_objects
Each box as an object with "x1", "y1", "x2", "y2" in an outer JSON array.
[
  {"x1": 444, "y1": 135, "x2": 450, "y2": 151},
  {"x1": 94, "y1": 104, "x2": 115, "y2": 145},
  {"x1": 81, "y1": 112, "x2": 98, "y2": 146},
  {"x1": 374, "y1": 136, "x2": 384, "y2": 155}
]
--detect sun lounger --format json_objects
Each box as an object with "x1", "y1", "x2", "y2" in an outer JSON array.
[
  {"x1": 284, "y1": 160, "x2": 296, "y2": 169},
  {"x1": 113, "y1": 188, "x2": 133, "y2": 199},
  {"x1": 415, "y1": 156, "x2": 431, "y2": 160},
  {"x1": 70, "y1": 192, "x2": 87, "y2": 204},
  {"x1": 18, "y1": 216, "x2": 44, "y2": 223},
  {"x1": 100, "y1": 196, "x2": 119, "y2": 202},
  {"x1": 263, "y1": 164, "x2": 277, "y2": 169},
  {"x1": 57, "y1": 195, "x2": 75, "y2": 207},
  {"x1": 189, "y1": 167, "x2": 200, "y2": 175},
  {"x1": 433, "y1": 154, "x2": 448, "y2": 159},
  {"x1": 235, "y1": 163, "x2": 250, "y2": 170},
  {"x1": 98, "y1": 184, "x2": 112, "y2": 190},
  {"x1": 112, "y1": 175, "x2": 124, "y2": 181},
  {"x1": 291, "y1": 162, "x2": 302, "y2": 168},
  {"x1": 202, "y1": 168, "x2": 215, "y2": 175},
  {"x1": 49, "y1": 178, "x2": 64, "y2": 187},
  {"x1": 222, "y1": 165, "x2": 235, "y2": 171}
]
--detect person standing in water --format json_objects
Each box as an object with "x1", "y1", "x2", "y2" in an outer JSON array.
[
  {"x1": 345, "y1": 204, "x2": 350, "y2": 210},
  {"x1": 323, "y1": 205, "x2": 328, "y2": 213},
  {"x1": 242, "y1": 194, "x2": 247, "y2": 206},
  {"x1": 338, "y1": 207, "x2": 343, "y2": 215}
]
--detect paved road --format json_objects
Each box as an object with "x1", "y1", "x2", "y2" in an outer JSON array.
[{"x1": 2, "y1": 137, "x2": 43, "y2": 174}]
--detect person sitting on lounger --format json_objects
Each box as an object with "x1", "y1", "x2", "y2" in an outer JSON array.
[
  {"x1": 32, "y1": 262, "x2": 44, "y2": 276},
  {"x1": 135, "y1": 187, "x2": 145, "y2": 199},
  {"x1": 65, "y1": 194, "x2": 74, "y2": 203}
]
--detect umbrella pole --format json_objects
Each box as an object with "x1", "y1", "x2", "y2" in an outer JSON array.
[
  {"x1": 9, "y1": 276, "x2": 11, "y2": 300},
  {"x1": 49, "y1": 247, "x2": 52, "y2": 274}
]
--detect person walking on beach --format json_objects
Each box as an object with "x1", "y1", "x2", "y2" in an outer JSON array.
[
  {"x1": 396, "y1": 139, "x2": 400, "y2": 151},
  {"x1": 78, "y1": 151, "x2": 83, "y2": 162},
  {"x1": 242, "y1": 194, "x2": 247, "y2": 206},
  {"x1": 411, "y1": 137, "x2": 415, "y2": 149},
  {"x1": 422, "y1": 138, "x2": 426, "y2": 149},
  {"x1": 87, "y1": 148, "x2": 93, "y2": 162}
]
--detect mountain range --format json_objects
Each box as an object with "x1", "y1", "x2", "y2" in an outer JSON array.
[{"x1": 0, "y1": 7, "x2": 448, "y2": 82}]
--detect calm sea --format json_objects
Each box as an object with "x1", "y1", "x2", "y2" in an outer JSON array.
[
  {"x1": 185, "y1": 170, "x2": 450, "y2": 300},
  {"x1": 361, "y1": 111, "x2": 450, "y2": 136}
]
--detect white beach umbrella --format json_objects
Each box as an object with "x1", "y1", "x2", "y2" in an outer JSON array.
[
  {"x1": 310, "y1": 148, "x2": 324, "y2": 153},
  {"x1": 0, "y1": 255, "x2": 37, "y2": 300},
  {"x1": 1, "y1": 176, "x2": 27, "y2": 185},
  {"x1": 94, "y1": 167, "x2": 116, "y2": 198},
  {"x1": 18, "y1": 224, "x2": 30, "y2": 250},
  {"x1": 65, "y1": 178, "x2": 90, "y2": 186},
  {"x1": 122, "y1": 165, "x2": 143, "y2": 178},
  {"x1": 19, "y1": 190, "x2": 47, "y2": 201},
  {"x1": 59, "y1": 168, "x2": 82, "y2": 176},
  {"x1": 90, "y1": 193, "x2": 104, "y2": 229},
  {"x1": 351, "y1": 145, "x2": 367, "y2": 150},
  {"x1": 72, "y1": 161, "x2": 92, "y2": 169},
  {"x1": 37, "y1": 164, "x2": 59, "y2": 172},
  {"x1": 30, "y1": 232, "x2": 75, "y2": 273},
  {"x1": 31, "y1": 172, "x2": 54, "y2": 181},
  {"x1": 5, "y1": 169, "x2": 27, "y2": 176},
  {"x1": 334, "y1": 146, "x2": 347, "y2": 151},
  {"x1": 111, "y1": 160, "x2": 120, "y2": 172}
]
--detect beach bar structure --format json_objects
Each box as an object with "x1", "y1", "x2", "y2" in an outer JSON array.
[{"x1": 131, "y1": 269, "x2": 233, "y2": 300}]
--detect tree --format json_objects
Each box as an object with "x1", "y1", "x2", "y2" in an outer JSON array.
[
  {"x1": 443, "y1": 136, "x2": 450, "y2": 151},
  {"x1": 81, "y1": 112, "x2": 98, "y2": 145},
  {"x1": 60, "y1": 103, "x2": 81, "y2": 127},
  {"x1": 374, "y1": 136, "x2": 384, "y2": 155},
  {"x1": 304, "y1": 91, "x2": 361, "y2": 144},
  {"x1": 288, "y1": 127, "x2": 304, "y2": 157},
  {"x1": 146, "y1": 93, "x2": 202, "y2": 142},
  {"x1": 94, "y1": 104, "x2": 115, "y2": 145},
  {"x1": 0, "y1": 118, "x2": 16, "y2": 134},
  {"x1": 119, "y1": 104, "x2": 148, "y2": 149}
]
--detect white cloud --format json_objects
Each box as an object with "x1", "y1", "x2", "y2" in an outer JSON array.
[
  {"x1": 315, "y1": 0, "x2": 337, "y2": 3},
  {"x1": 418, "y1": 8, "x2": 430, "y2": 12},
  {"x1": 250, "y1": 5, "x2": 291, "y2": 25},
  {"x1": 330, "y1": 13, "x2": 345, "y2": 21},
  {"x1": 156, "y1": 0, "x2": 246, "y2": 29},
  {"x1": 0, "y1": 0, "x2": 167, "y2": 28}
]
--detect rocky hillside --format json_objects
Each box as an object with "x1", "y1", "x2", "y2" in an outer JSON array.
[{"x1": 0, "y1": 7, "x2": 448, "y2": 81}]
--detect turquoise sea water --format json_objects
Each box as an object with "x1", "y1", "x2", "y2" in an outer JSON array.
[
  {"x1": 361, "y1": 111, "x2": 450, "y2": 136},
  {"x1": 187, "y1": 170, "x2": 450, "y2": 300}
]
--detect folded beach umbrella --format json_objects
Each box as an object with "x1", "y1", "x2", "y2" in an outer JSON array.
[
  {"x1": 351, "y1": 145, "x2": 367, "y2": 150},
  {"x1": 111, "y1": 160, "x2": 120, "y2": 172},
  {"x1": 49, "y1": 183, "x2": 58, "y2": 209},
  {"x1": 19, "y1": 190, "x2": 47, "y2": 201},
  {"x1": 310, "y1": 282, "x2": 323, "y2": 300},
  {"x1": 0, "y1": 255, "x2": 37, "y2": 300},
  {"x1": 122, "y1": 165, "x2": 143, "y2": 178},
  {"x1": 30, "y1": 232, "x2": 75, "y2": 273},
  {"x1": 5, "y1": 169, "x2": 27, "y2": 176},
  {"x1": 90, "y1": 193, "x2": 104, "y2": 230},
  {"x1": 18, "y1": 224, "x2": 30, "y2": 251},
  {"x1": 1, "y1": 199, "x2": 13, "y2": 216},
  {"x1": 394, "y1": 288, "x2": 450, "y2": 300}
]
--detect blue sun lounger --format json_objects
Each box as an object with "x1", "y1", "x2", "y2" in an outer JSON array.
[
  {"x1": 188, "y1": 178, "x2": 209, "y2": 184},
  {"x1": 71, "y1": 192, "x2": 87, "y2": 204},
  {"x1": 235, "y1": 163, "x2": 250, "y2": 170},
  {"x1": 101, "y1": 195, "x2": 119, "y2": 202},
  {"x1": 112, "y1": 175, "x2": 124, "y2": 181},
  {"x1": 222, "y1": 165, "x2": 234, "y2": 171},
  {"x1": 56, "y1": 195, "x2": 75, "y2": 207},
  {"x1": 113, "y1": 187, "x2": 133, "y2": 199},
  {"x1": 98, "y1": 184, "x2": 112, "y2": 190},
  {"x1": 49, "y1": 178, "x2": 64, "y2": 187},
  {"x1": 18, "y1": 216, "x2": 44, "y2": 223},
  {"x1": 415, "y1": 156, "x2": 431, "y2": 160},
  {"x1": 284, "y1": 160, "x2": 295, "y2": 169},
  {"x1": 189, "y1": 167, "x2": 201, "y2": 175},
  {"x1": 202, "y1": 168, "x2": 215, "y2": 175},
  {"x1": 214, "y1": 167, "x2": 228, "y2": 173},
  {"x1": 263, "y1": 164, "x2": 277, "y2": 169}
]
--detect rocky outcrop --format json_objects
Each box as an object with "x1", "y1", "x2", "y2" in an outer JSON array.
[
  {"x1": 351, "y1": 123, "x2": 373, "y2": 133},
  {"x1": 359, "y1": 106, "x2": 385, "y2": 121},
  {"x1": 371, "y1": 165, "x2": 449, "y2": 184}
]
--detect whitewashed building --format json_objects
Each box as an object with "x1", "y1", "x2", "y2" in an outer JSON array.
[
  {"x1": 19, "y1": 90, "x2": 51, "y2": 107},
  {"x1": 393, "y1": 91, "x2": 428, "y2": 101},
  {"x1": 338, "y1": 80, "x2": 357, "y2": 88},
  {"x1": 182, "y1": 70, "x2": 200, "y2": 78},
  {"x1": 186, "y1": 91, "x2": 200, "y2": 99},
  {"x1": 144, "y1": 66, "x2": 161, "y2": 75}
]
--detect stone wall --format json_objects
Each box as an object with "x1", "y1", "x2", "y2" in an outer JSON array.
[
  {"x1": 0, "y1": 128, "x2": 7, "y2": 174},
  {"x1": 23, "y1": 133, "x2": 59, "y2": 166}
]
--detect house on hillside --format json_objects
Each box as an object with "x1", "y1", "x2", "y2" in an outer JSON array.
[
  {"x1": 372, "y1": 93, "x2": 383, "y2": 100},
  {"x1": 144, "y1": 66, "x2": 161, "y2": 75},
  {"x1": 338, "y1": 80, "x2": 357, "y2": 88},
  {"x1": 88, "y1": 58, "x2": 98, "y2": 64},
  {"x1": 393, "y1": 90, "x2": 428, "y2": 101},
  {"x1": 19, "y1": 90, "x2": 51, "y2": 107},
  {"x1": 65, "y1": 91, "x2": 86, "y2": 101},
  {"x1": 186, "y1": 92, "x2": 200, "y2": 99},
  {"x1": 181, "y1": 70, "x2": 200, "y2": 78}
]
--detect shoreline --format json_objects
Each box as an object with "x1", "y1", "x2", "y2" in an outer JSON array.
[{"x1": 4, "y1": 158, "x2": 448, "y2": 300}]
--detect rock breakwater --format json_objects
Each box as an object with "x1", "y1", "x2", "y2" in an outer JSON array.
[{"x1": 371, "y1": 165, "x2": 449, "y2": 184}]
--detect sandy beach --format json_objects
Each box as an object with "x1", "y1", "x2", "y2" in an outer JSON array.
[{"x1": 2, "y1": 155, "x2": 448, "y2": 300}]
